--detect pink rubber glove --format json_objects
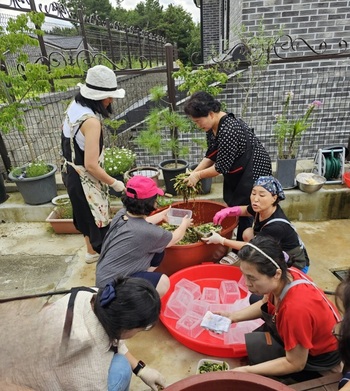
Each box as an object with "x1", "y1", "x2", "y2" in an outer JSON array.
[{"x1": 213, "y1": 206, "x2": 242, "y2": 225}]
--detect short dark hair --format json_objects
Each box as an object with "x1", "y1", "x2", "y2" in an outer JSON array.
[
  {"x1": 121, "y1": 194, "x2": 157, "y2": 216},
  {"x1": 94, "y1": 277, "x2": 160, "y2": 341},
  {"x1": 75, "y1": 92, "x2": 112, "y2": 118},
  {"x1": 184, "y1": 91, "x2": 221, "y2": 118},
  {"x1": 238, "y1": 234, "x2": 288, "y2": 279}
]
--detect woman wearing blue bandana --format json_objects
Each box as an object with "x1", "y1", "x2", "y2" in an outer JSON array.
[{"x1": 207, "y1": 176, "x2": 310, "y2": 273}]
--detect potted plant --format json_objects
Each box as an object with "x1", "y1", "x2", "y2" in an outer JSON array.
[
  {"x1": 0, "y1": 13, "x2": 82, "y2": 204},
  {"x1": 104, "y1": 146, "x2": 136, "y2": 196},
  {"x1": 46, "y1": 199, "x2": 80, "y2": 234},
  {"x1": 135, "y1": 86, "x2": 192, "y2": 195},
  {"x1": 273, "y1": 91, "x2": 323, "y2": 188},
  {"x1": 9, "y1": 160, "x2": 57, "y2": 205}
]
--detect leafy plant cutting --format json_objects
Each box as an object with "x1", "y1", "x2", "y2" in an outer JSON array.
[{"x1": 274, "y1": 91, "x2": 322, "y2": 159}]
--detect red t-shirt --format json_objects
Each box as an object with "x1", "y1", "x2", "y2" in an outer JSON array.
[{"x1": 267, "y1": 268, "x2": 339, "y2": 356}]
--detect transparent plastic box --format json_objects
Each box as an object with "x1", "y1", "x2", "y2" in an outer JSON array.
[
  {"x1": 201, "y1": 287, "x2": 220, "y2": 304},
  {"x1": 229, "y1": 298, "x2": 250, "y2": 312},
  {"x1": 219, "y1": 280, "x2": 240, "y2": 303},
  {"x1": 209, "y1": 303, "x2": 234, "y2": 313},
  {"x1": 238, "y1": 274, "x2": 249, "y2": 292},
  {"x1": 164, "y1": 288, "x2": 193, "y2": 319},
  {"x1": 224, "y1": 319, "x2": 264, "y2": 345},
  {"x1": 175, "y1": 278, "x2": 201, "y2": 300},
  {"x1": 176, "y1": 312, "x2": 204, "y2": 339},
  {"x1": 167, "y1": 208, "x2": 192, "y2": 225},
  {"x1": 187, "y1": 300, "x2": 210, "y2": 317}
]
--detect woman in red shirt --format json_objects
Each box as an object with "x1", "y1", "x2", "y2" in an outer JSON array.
[{"x1": 219, "y1": 235, "x2": 340, "y2": 383}]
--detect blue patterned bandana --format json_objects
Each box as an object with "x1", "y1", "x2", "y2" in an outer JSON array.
[{"x1": 253, "y1": 176, "x2": 285, "y2": 201}]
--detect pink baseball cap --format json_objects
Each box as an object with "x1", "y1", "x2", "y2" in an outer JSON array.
[{"x1": 125, "y1": 175, "x2": 164, "y2": 199}]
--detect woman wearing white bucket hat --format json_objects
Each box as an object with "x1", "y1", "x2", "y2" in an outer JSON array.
[{"x1": 62, "y1": 65, "x2": 126, "y2": 263}]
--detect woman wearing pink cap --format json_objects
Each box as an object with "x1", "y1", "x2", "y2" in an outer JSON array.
[{"x1": 96, "y1": 176, "x2": 193, "y2": 297}]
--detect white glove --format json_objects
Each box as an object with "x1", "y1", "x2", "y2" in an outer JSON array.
[
  {"x1": 138, "y1": 366, "x2": 166, "y2": 390},
  {"x1": 202, "y1": 231, "x2": 225, "y2": 245},
  {"x1": 110, "y1": 179, "x2": 125, "y2": 192},
  {"x1": 184, "y1": 171, "x2": 201, "y2": 187}
]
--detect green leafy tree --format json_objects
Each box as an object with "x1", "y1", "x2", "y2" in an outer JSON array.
[
  {"x1": 135, "y1": 85, "x2": 192, "y2": 167},
  {"x1": 134, "y1": 0, "x2": 164, "y2": 30},
  {"x1": 159, "y1": 4, "x2": 196, "y2": 64},
  {"x1": 0, "y1": 12, "x2": 82, "y2": 162},
  {"x1": 46, "y1": 26, "x2": 79, "y2": 36},
  {"x1": 228, "y1": 19, "x2": 284, "y2": 118},
  {"x1": 173, "y1": 60, "x2": 228, "y2": 96},
  {"x1": 59, "y1": 0, "x2": 112, "y2": 18}
]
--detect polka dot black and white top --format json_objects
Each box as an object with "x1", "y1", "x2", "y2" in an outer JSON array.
[{"x1": 205, "y1": 113, "x2": 271, "y2": 181}]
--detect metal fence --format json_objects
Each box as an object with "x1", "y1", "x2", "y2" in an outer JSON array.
[{"x1": 0, "y1": 1, "x2": 349, "y2": 175}]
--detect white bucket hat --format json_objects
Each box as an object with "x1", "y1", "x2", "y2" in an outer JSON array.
[{"x1": 78, "y1": 65, "x2": 125, "y2": 101}]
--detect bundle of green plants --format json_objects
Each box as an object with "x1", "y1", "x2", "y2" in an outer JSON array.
[
  {"x1": 161, "y1": 222, "x2": 222, "y2": 245},
  {"x1": 157, "y1": 196, "x2": 174, "y2": 207},
  {"x1": 54, "y1": 202, "x2": 74, "y2": 219},
  {"x1": 161, "y1": 223, "x2": 198, "y2": 245},
  {"x1": 173, "y1": 172, "x2": 202, "y2": 202},
  {"x1": 11, "y1": 161, "x2": 51, "y2": 178}
]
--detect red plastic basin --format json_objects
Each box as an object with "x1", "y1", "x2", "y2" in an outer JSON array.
[
  {"x1": 160, "y1": 264, "x2": 248, "y2": 358},
  {"x1": 155, "y1": 200, "x2": 238, "y2": 276}
]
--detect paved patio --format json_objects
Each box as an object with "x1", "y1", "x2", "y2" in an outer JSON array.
[{"x1": 0, "y1": 212, "x2": 349, "y2": 389}]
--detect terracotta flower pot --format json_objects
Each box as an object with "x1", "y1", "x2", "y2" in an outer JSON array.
[
  {"x1": 155, "y1": 200, "x2": 237, "y2": 276},
  {"x1": 46, "y1": 210, "x2": 80, "y2": 234},
  {"x1": 164, "y1": 371, "x2": 294, "y2": 391}
]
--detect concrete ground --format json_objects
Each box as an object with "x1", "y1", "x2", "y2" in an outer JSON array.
[{"x1": 0, "y1": 179, "x2": 349, "y2": 389}]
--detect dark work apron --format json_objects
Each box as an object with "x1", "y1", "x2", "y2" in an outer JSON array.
[
  {"x1": 206, "y1": 114, "x2": 256, "y2": 206},
  {"x1": 223, "y1": 118, "x2": 255, "y2": 207},
  {"x1": 245, "y1": 279, "x2": 340, "y2": 371}
]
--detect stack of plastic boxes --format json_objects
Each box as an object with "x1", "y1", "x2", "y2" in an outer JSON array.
[{"x1": 164, "y1": 277, "x2": 263, "y2": 343}]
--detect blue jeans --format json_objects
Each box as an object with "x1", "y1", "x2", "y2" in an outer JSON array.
[{"x1": 108, "y1": 353, "x2": 132, "y2": 391}]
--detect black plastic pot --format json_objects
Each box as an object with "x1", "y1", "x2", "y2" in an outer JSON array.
[
  {"x1": 0, "y1": 173, "x2": 8, "y2": 204},
  {"x1": 159, "y1": 159, "x2": 189, "y2": 195},
  {"x1": 275, "y1": 158, "x2": 297, "y2": 189}
]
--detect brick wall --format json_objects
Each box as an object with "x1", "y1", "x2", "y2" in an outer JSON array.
[{"x1": 200, "y1": 0, "x2": 350, "y2": 160}]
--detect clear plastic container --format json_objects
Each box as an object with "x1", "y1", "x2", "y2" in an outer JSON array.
[
  {"x1": 238, "y1": 274, "x2": 249, "y2": 292},
  {"x1": 167, "y1": 208, "x2": 192, "y2": 225},
  {"x1": 187, "y1": 300, "x2": 210, "y2": 317},
  {"x1": 209, "y1": 303, "x2": 234, "y2": 313},
  {"x1": 224, "y1": 323, "x2": 243, "y2": 345},
  {"x1": 164, "y1": 288, "x2": 193, "y2": 319},
  {"x1": 201, "y1": 287, "x2": 220, "y2": 304},
  {"x1": 176, "y1": 312, "x2": 204, "y2": 339},
  {"x1": 224, "y1": 319, "x2": 264, "y2": 345},
  {"x1": 175, "y1": 278, "x2": 201, "y2": 300},
  {"x1": 219, "y1": 280, "x2": 240, "y2": 303}
]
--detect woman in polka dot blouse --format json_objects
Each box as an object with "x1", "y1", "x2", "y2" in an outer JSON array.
[{"x1": 183, "y1": 91, "x2": 272, "y2": 240}]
